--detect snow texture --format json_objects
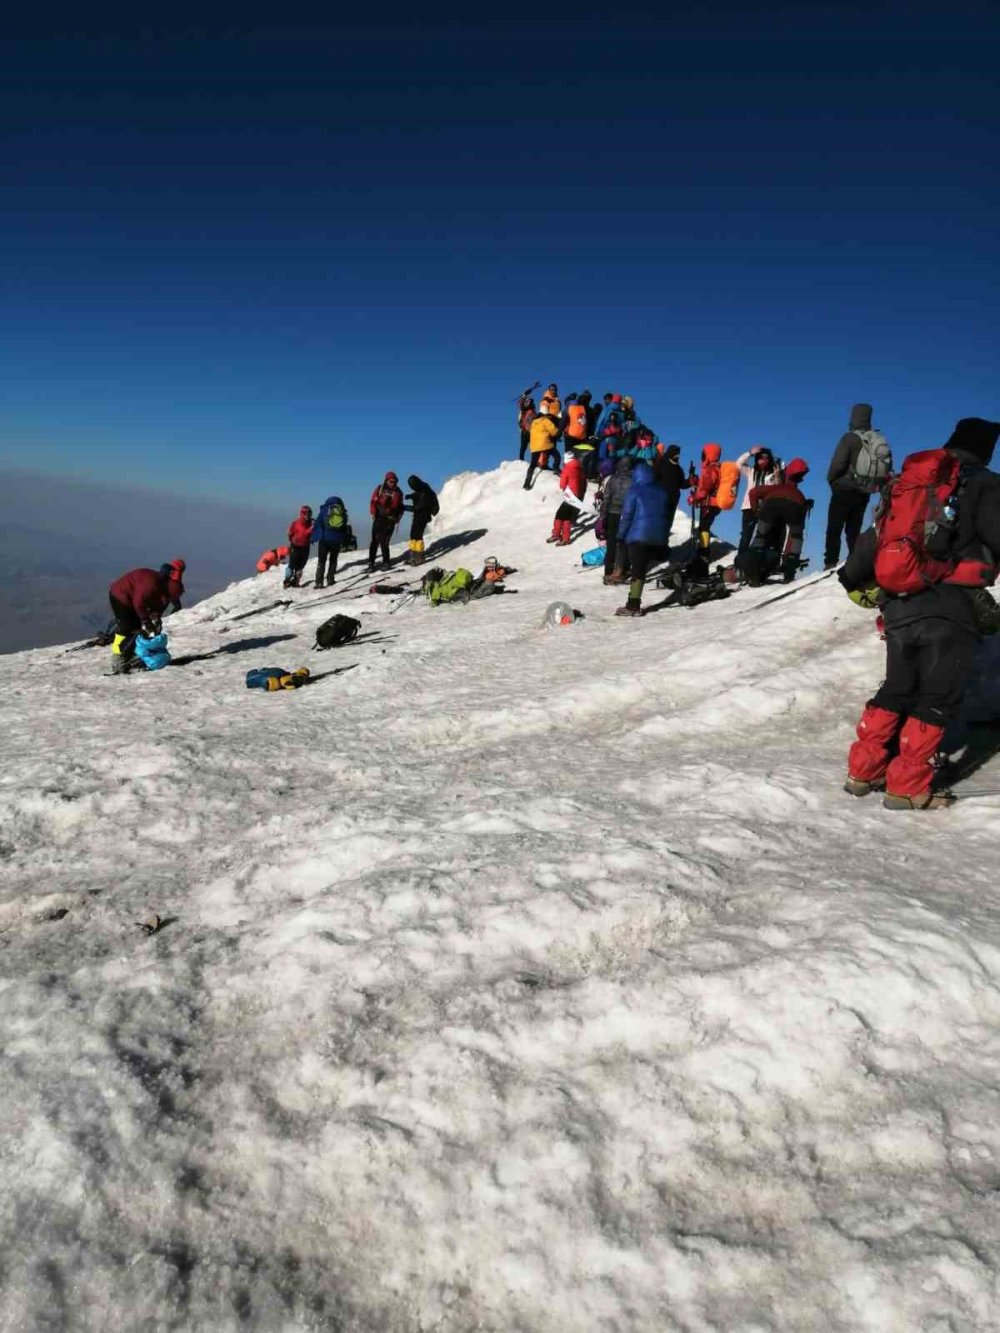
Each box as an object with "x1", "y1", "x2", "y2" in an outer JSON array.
[{"x1": 2, "y1": 460, "x2": 1000, "y2": 1332}]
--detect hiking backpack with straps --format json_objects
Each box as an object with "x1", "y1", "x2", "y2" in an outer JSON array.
[
  {"x1": 852, "y1": 429, "x2": 893, "y2": 493},
  {"x1": 873, "y1": 448, "x2": 994, "y2": 595},
  {"x1": 314, "y1": 614, "x2": 361, "y2": 649},
  {"x1": 323, "y1": 497, "x2": 347, "y2": 532}
]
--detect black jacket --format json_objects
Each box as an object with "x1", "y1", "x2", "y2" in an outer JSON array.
[
  {"x1": 404, "y1": 476, "x2": 439, "y2": 520},
  {"x1": 651, "y1": 455, "x2": 689, "y2": 503},
  {"x1": 828, "y1": 403, "x2": 874, "y2": 493},
  {"x1": 601, "y1": 458, "x2": 634, "y2": 518}
]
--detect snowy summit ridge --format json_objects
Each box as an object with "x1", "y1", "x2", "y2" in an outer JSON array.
[{"x1": 2, "y1": 459, "x2": 1000, "y2": 1331}]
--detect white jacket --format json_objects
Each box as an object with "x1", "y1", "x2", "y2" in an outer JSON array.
[{"x1": 737, "y1": 451, "x2": 783, "y2": 511}]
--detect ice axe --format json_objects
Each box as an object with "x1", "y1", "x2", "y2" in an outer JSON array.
[{"x1": 512, "y1": 380, "x2": 542, "y2": 403}]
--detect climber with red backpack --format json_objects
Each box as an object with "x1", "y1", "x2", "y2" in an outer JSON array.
[{"x1": 841, "y1": 417, "x2": 1000, "y2": 810}]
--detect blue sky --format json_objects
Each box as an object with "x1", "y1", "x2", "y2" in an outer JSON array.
[{"x1": 0, "y1": 3, "x2": 997, "y2": 556}]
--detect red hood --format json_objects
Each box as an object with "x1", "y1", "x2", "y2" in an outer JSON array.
[{"x1": 702, "y1": 443, "x2": 722, "y2": 464}]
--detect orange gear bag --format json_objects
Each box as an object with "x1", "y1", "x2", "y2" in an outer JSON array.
[{"x1": 712, "y1": 461, "x2": 742, "y2": 511}]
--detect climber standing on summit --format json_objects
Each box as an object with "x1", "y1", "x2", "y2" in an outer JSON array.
[
  {"x1": 843, "y1": 417, "x2": 1000, "y2": 810},
  {"x1": 403, "y1": 475, "x2": 439, "y2": 565},
  {"x1": 369, "y1": 472, "x2": 404, "y2": 571},
  {"x1": 824, "y1": 403, "x2": 892, "y2": 568}
]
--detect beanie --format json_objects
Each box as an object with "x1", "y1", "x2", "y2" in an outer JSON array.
[{"x1": 945, "y1": 418, "x2": 1000, "y2": 464}]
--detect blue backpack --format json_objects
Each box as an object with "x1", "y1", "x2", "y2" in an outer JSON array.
[
  {"x1": 133, "y1": 632, "x2": 171, "y2": 670},
  {"x1": 581, "y1": 546, "x2": 607, "y2": 567}
]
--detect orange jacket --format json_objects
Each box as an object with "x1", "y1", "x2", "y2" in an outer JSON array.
[
  {"x1": 256, "y1": 545, "x2": 290, "y2": 572},
  {"x1": 691, "y1": 444, "x2": 723, "y2": 506},
  {"x1": 539, "y1": 391, "x2": 561, "y2": 418}
]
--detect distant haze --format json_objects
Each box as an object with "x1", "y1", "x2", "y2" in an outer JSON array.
[{"x1": 0, "y1": 469, "x2": 294, "y2": 654}]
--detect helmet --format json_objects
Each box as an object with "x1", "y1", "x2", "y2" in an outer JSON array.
[{"x1": 784, "y1": 457, "x2": 809, "y2": 480}]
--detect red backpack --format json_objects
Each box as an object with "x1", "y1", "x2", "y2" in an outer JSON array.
[{"x1": 874, "y1": 449, "x2": 993, "y2": 595}]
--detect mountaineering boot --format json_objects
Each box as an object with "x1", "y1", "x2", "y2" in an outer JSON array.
[
  {"x1": 883, "y1": 789, "x2": 956, "y2": 811},
  {"x1": 843, "y1": 776, "x2": 885, "y2": 797},
  {"x1": 326, "y1": 575, "x2": 336, "y2": 586},
  {"x1": 314, "y1": 578, "x2": 324, "y2": 588},
  {"x1": 605, "y1": 570, "x2": 629, "y2": 585},
  {"x1": 616, "y1": 597, "x2": 643, "y2": 617}
]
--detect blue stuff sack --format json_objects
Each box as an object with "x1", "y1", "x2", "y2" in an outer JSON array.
[{"x1": 580, "y1": 546, "x2": 607, "y2": 567}]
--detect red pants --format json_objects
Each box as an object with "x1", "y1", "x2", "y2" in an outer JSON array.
[
  {"x1": 551, "y1": 518, "x2": 572, "y2": 543},
  {"x1": 848, "y1": 705, "x2": 944, "y2": 800}
]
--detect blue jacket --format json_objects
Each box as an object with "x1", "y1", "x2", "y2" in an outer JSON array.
[
  {"x1": 312, "y1": 496, "x2": 348, "y2": 545},
  {"x1": 617, "y1": 462, "x2": 671, "y2": 545}
]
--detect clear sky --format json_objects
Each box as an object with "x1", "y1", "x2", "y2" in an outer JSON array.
[{"x1": 1, "y1": 3, "x2": 997, "y2": 548}]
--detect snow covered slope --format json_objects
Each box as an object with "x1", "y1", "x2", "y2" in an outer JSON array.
[{"x1": 3, "y1": 461, "x2": 1000, "y2": 1332}]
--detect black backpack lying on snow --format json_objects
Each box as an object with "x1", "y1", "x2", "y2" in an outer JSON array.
[{"x1": 314, "y1": 614, "x2": 361, "y2": 649}]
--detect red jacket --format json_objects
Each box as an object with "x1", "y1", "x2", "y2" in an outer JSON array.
[
  {"x1": 747, "y1": 481, "x2": 808, "y2": 513},
  {"x1": 109, "y1": 568, "x2": 183, "y2": 618},
  {"x1": 288, "y1": 506, "x2": 314, "y2": 548},
  {"x1": 559, "y1": 455, "x2": 587, "y2": 501},
  {"x1": 691, "y1": 463, "x2": 721, "y2": 506},
  {"x1": 370, "y1": 483, "x2": 403, "y2": 523}
]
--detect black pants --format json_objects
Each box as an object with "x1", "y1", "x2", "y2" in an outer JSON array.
[
  {"x1": 873, "y1": 619, "x2": 979, "y2": 728},
  {"x1": 627, "y1": 542, "x2": 654, "y2": 603},
  {"x1": 369, "y1": 517, "x2": 395, "y2": 567},
  {"x1": 315, "y1": 541, "x2": 340, "y2": 582},
  {"x1": 286, "y1": 545, "x2": 309, "y2": 583},
  {"x1": 109, "y1": 594, "x2": 140, "y2": 659},
  {"x1": 824, "y1": 489, "x2": 869, "y2": 567},
  {"x1": 519, "y1": 429, "x2": 530, "y2": 462},
  {"x1": 737, "y1": 510, "x2": 757, "y2": 557},
  {"x1": 410, "y1": 515, "x2": 429, "y2": 545},
  {"x1": 604, "y1": 512, "x2": 622, "y2": 575}
]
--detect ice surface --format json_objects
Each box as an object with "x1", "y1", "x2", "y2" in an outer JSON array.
[{"x1": 2, "y1": 460, "x2": 999, "y2": 1331}]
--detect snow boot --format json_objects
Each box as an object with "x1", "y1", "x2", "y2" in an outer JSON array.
[
  {"x1": 616, "y1": 597, "x2": 643, "y2": 617},
  {"x1": 314, "y1": 578, "x2": 324, "y2": 588},
  {"x1": 326, "y1": 575, "x2": 336, "y2": 587},
  {"x1": 883, "y1": 789, "x2": 956, "y2": 811},
  {"x1": 843, "y1": 776, "x2": 885, "y2": 797}
]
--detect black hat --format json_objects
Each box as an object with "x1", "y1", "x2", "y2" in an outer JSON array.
[{"x1": 945, "y1": 417, "x2": 1000, "y2": 463}]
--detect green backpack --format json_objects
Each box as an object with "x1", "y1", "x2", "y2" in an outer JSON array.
[
  {"x1": 324, "y1": 497, "x2": 347, "y2": 531},
  {"x1": 425, "y1": 568, "x2": 474, "y2": 606}
]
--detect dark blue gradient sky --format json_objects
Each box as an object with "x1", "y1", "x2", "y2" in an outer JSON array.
[{"x1": 1, "y1": 3, "x2": 997, "y2": 537}]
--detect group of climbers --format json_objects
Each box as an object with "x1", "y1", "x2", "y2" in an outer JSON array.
[{"x1": 256, "y1": 474, "x2": 440, "y2": 589}]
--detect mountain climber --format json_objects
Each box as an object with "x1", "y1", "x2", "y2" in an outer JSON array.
[
  {"x1": 548, "y1": 450, "x2": 587, "y2": 546},
  {"x1": 539, "y1": 383, "x2": 561, "y2": 418},
  {"x1": 842, "y1": 417, "x2": 1000, "y2": 810},
  {"x1": 651, "y1": 444, "x2": 692, "y2": 547},
  {"x1": 525, "y1": 411, "x2": 561, "y2": 489},
  {"x1": 736, "y1": 446, "x2": 783, "y2": 557},
  {"x1": 107, "y1": 560, "x2": 185, "y2": 674},
  {"x1": 741, "y1": 458, "x2": 811, "y2": 585},
  {"x1": 256, "y1": 545, "x2": 290, "y2": 574},
  {"x1": 824, "y1": 403, "x2": 888, "y2": 568},
  {"x1": 285, "y1": 505, "x2": 314, "y2": 588},
  {"x1": 593, "y1": 394, "x2": 624, "y2": 466},
  {"x1": 602, "y1": 455, "x2": 635, "y2": 583},
  {"x1": 615, "y1": 461, "x2": 670, "y2": 617},
  {"x1": 311, "y1": 496, "x2": 349, "y2": 587},
  {"x1": 369, "y1": 472, "x2": 404, "y2": 571},
  {"x1": 517, "y1": 391, "x2": 537, "y2": 461},
  {"x1": 404, "y1": 475, "x2": 440, "y2": 564},
  {"x1": 687, "y1": 443, "x2": 724, "y2": 576}
]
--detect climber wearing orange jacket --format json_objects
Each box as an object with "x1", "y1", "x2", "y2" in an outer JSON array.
[{"x1": 688, "y1": 443, "x2": 724, "y2": 569}]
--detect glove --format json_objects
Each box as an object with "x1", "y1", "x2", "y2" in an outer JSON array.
[
  {"x1": 750, "y1": 445, "x2": 761, "y2": 456},
  {"x1": 687, "y1": 494, "x2": 695, "y2": 506},
  {"x1": 141, "y1": 617, "x2": 162, "y2": 636},
  {"x1": 847, "y1": 586, "x2": 880, "y2": 610}
]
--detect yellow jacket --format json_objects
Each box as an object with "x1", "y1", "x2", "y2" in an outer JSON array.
[{"x1": 529, "y1": 415, "x2": 560, "y2": 454}]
